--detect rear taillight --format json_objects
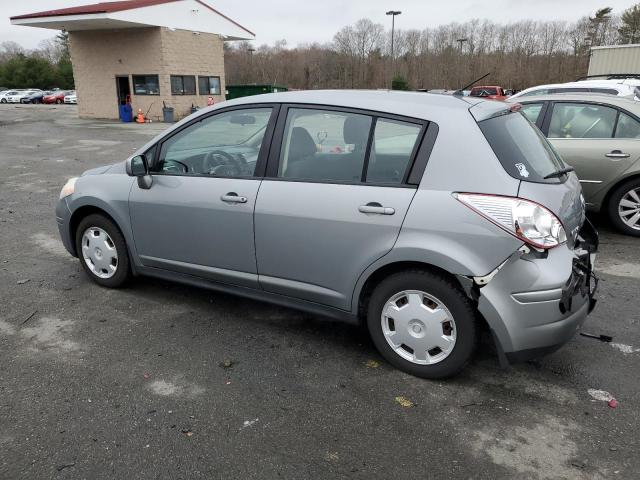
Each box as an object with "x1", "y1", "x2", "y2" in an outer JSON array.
[{"x1": 454, "y1": 193, "x2": 567, "y2": 249}]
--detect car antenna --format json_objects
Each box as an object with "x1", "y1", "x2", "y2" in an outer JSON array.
[{"x1": 453, "y1": 72, "x2": 491, "y2": 97}]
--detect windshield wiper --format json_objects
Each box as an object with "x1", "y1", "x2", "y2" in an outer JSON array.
[{"x1": 544, "y1": 166, "x2": 575, "y2": 179}]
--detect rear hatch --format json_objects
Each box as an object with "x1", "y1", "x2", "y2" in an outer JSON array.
[{"x1": 471, "y1": 104, "x2": 585, "y2": 247}]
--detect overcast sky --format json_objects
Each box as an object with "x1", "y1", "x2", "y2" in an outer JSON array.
[{"x1": 2, "y1": 0, "x2": 639, "y2": 49}]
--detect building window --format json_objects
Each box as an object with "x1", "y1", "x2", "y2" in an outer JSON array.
[
  {"x1": 170, "y1": 75, "x2": 196, "y2": 95},
  {"x1": 198, "y1": 76, "x2": 221, "y2": 95},
  {"x1": 132, "y1": 75, "x2": 160, "y2": 95}
]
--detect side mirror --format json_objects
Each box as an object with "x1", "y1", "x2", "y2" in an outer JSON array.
[{"x1": 127, "y1": 154, "x2": 148, "y2": 176}]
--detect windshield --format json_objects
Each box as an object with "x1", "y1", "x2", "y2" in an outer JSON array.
[
  {"x1": 471, "y1": 87, "x2": 498, "y2": 96},
  {"x1": 478, "y1": 112, "x2": 566, "y2": 183}
]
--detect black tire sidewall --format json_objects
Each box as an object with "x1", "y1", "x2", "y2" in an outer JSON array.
[
  {"x1": 367, "y1": 271, "x2": 476, "y2": 379},
  {"x1": 75, "y1": 214, "x2": 130, "y2": 288},
  {"x1": 608, "y1": 178, "x2": 640, "y2": 237}
]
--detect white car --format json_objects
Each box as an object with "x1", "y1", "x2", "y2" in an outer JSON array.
[
  {"x1": 0, "y1": 90, "x2": 21, "y2": 103},
  {"x1": 6, "y1": 89, "x2": 41, "y2": 103},
  {"x1": 64, "y1": 91, "x2": 77, "y2": 104},
  {"x1": 510, "y1": 81, "x2": 639, "y2": 100}
]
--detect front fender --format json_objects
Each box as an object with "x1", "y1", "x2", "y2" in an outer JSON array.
[{"x1": 66, "y1": 174, "x2": 139, "y2": 266}]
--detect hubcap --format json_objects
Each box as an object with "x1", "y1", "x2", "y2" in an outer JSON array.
[
  {"x1": 81, "y1": 227, "x2": 118, "y2": 279},
  {"x1": 381, "y1": 290, "x2": 457, "y2": 365},
  {"x1": 618, "y1": 187, "x2": 640, "y2": 231}
]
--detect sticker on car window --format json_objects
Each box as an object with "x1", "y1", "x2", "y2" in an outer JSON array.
[{"x1": 515, "y1": 163, "x2": 530, "y2": 178}]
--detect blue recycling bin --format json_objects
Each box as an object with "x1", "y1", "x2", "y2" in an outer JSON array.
[{"x1": 119, "y1": 104, "x2": 133, "y2": 122}]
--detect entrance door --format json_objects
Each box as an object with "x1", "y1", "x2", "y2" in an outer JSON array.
[{"x1": 116, "y1": 76, "x2": 130, "y2": 106}]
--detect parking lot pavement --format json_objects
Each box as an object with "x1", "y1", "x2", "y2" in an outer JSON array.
[{"x1": 1, "y1": 104, "x2": 639, "y2": 479}]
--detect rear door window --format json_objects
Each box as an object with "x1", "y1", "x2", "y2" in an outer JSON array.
[
  {"x1": 366, "y1": 119, "x2": 422, "y2": 184},
  {"x1": 277, "y1": 108, "x2": 372, "y2": 183},
  {"x1": 548, "y1": 103, "x2": 617, "y2": 138},
  {"x1": 479, "y1": 112, "x2": 564, "y2": 183}
]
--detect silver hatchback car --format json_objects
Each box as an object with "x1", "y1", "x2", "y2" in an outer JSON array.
[{"x1": 56, "y1": 90, "x2": 598, "y2": 378}]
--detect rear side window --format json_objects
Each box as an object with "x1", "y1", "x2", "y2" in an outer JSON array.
[
  {"x1": 366, "y1": 119, "x2": 422, "y2": 184},
  {"x1": 479, "y1": 112, "x2": 564, "y2": 183},
  {"x1": 520, "y1": 103, "x2": 544, "y2": 123},
  {"x1": 615, "y1": 112, "x2": 640, "y2": 138}
]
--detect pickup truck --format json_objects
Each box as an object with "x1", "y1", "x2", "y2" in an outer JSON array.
[{"x1": 469, "y1": 85, "x2": 509, "y2": 100}]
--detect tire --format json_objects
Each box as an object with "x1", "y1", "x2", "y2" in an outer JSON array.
[
  {"x1": 607, "y1": 178, "x2": 640, "y2": 237},
  {"x1": 75, "y1": 214, "x2": 130, "y2": 288},
  {"x1": 366, "y1": 270, "x2": 477, "y2": 379},
  {"x1": 56, "y1": 99, "x2": 62, "y2": 104},
  {"x1": 1, "y1": 99, "x2": 6, "y2": 104}
]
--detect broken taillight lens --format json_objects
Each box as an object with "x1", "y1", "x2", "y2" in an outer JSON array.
[{"x1": 454, "y1": 193, "x2": 567, "y2": 249}]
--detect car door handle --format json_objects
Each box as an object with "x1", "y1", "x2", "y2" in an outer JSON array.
[
  {"x1": 359, "y1": 203, "x2": 395, "y2": 215},
  {"x1": 221, "y1": 192, "x2": 247, "y2": 203},
  {"x1": 605, "y1": 150, "x2": 630, "y2": 159}
]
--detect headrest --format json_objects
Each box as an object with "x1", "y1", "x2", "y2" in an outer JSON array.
[
  {"x1": 343, "y1": 116, "x2": 370, "y2": 146},
  {"x1": 289, "y1": 127, "x2": 317, "y2": 161}
]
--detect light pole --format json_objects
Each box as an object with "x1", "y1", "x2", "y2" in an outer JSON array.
[
  {"x1": 247, "y1": 47, "x2": 255, "y2": 83},
  {"x1": 386, "y1": 10, "x2": 401, "y2": 86}
]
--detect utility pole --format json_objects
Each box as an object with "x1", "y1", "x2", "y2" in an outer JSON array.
[
  {"x1": 456, "y1": 38, "x2": 468, "y2": 53},
  {"x1": 386, "y1": 10, "x2": 401, "y2": 87}
]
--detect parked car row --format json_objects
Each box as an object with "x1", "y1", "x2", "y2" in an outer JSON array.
[{"x1": 0, "y1": 88, "x2": 76, "y2": 104}]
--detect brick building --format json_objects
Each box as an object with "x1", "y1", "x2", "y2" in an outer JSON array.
[{"x1": 11, "y1": 0, "x2": 254, "y2": 120}]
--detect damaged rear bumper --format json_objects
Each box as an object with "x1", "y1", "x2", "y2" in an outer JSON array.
[{"x1": 475, "y1": 219, "x2": 598, "y2": 364}]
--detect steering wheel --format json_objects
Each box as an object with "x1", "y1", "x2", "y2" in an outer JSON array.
[
  {"x1": 202, "y1": 150, "x2": 244, "y2": 176},
  {"x1": 162, "y1": 159, "x2": 189, "y2": 174}
]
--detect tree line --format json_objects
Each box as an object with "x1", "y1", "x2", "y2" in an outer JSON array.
[
  {"x1": 0, "y1": 32, "x2": 73, "y2": 90},
  {"x1": 224, "y1": 5, "x2": 640, "y2": 91}
]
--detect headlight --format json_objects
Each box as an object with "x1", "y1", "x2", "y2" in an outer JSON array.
[
  {"x1": 454, "y1": 193, "x2": 567, "y2": 249},
  {"x1": 59, "y1": 177, "x2": 78, "y2": 199}
]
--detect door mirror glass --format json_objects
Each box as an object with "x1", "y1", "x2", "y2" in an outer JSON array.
[{"x1": 129, "y1": 154, "x2": 148, "y2": 176}]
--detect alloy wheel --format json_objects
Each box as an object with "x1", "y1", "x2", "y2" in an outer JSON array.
[
  {"x1": 381, "y1": 290, "x2": 457, "y2": 365},
  {"x1": 618, "y1": 187, "x2": 640, "y2": 231}
]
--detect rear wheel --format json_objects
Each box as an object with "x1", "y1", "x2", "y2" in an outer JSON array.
[
  {"x1": 366, "y1": 270, "x2": 477, "y2": 379},
  {"x1": 56, "y1": 99, "x2": 62, "y2": 104},
  {"x1": 75, "y1": 214, "x2": 130, "y2": 288},
  {"x1": 608, "y1": 178, "x2": 640, "y2": 237}
]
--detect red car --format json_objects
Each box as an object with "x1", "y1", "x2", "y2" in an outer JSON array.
[
  {"x1": 43, "y1": 91, "x2": 69, "y2": 104},
  {"x1": 469, "y1": 85, "x2": 508, "y2": 101}
]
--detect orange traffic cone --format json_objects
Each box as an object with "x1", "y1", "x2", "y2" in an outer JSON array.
[{"x1": 136, "y1": 108, "x2": 145, "y2": 123}]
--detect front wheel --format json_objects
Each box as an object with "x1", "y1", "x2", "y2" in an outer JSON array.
[
  {"x1": 75, "y1": 214, "x2": 131, "y2": 288},
  {"x1": 367, "y1": 270, "x2": 477, "y2": 379},
  {"x1": 608, "y1": 178, "x2": 640, "y2": 237}
]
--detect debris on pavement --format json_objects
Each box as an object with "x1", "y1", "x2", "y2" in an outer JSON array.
[
  {"x1": 580, "y1": 332, "x2": 613, "y2": 342},
  {"x1": 395, "y1": 396, "x2": 414, "y2": 408},
  {"x1": 219, "y1": 359, "x2": 235, "y2": 369},
  {"x1": 56, "y1": 463, "x2": 75, "y2": 471},
  {"x1": 610, "y1": 343, "x2": 640, "y2": 354},
  {"x1": 16, "y1": 279, "x2": 30, "y2": 285},
  {"x1": 365, "y1": 359, "x2": 380, "y2": 368},
  {"x1": 241, "y1": 418, "x2": 259, "y2": 429},
  {"x1": 143, "y1": 373, "x2": 150, "y2": 379},
  {"x1": 20, "y1": 310, "x2": 37, "y2": 325},
  {"x1": 181, "y1": 429, "x2": 193, "y2": 437},
  {"x1": 588, "y1": 389, "x2": 619, "y2": 408}
]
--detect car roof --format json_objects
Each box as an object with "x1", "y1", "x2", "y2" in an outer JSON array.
[
  {"x1": 508, "y1": 92, "x2": 640, "y2": 111},
  {"x1": 515, "y1": 82, "x2": 632, "y2": 95},
  {"x1": 209, "y1": 89, "x2": 506, "y2": 122}
]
